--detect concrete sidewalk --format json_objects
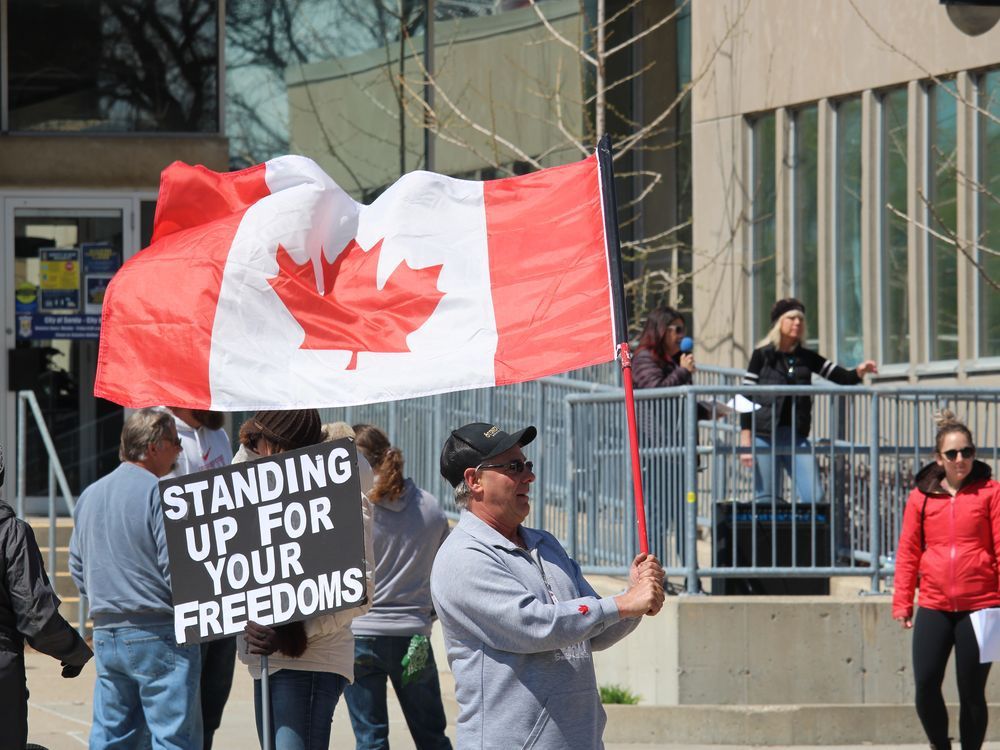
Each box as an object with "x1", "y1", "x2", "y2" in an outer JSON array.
[
  {"x1": 24, "y1": 647, "x2": 450, "y2": 750},
  {"x1": 23, "y1": 649, "x2": 1000, "y2": 750}
]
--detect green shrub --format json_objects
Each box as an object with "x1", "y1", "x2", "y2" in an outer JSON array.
[{"x1": 599, "y1": 683, "x2": 640, "y2": 705}]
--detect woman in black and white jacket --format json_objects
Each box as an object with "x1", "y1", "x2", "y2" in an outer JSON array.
[{"x1": 740, "y1": 298, "x2": 877, "y2": 503}]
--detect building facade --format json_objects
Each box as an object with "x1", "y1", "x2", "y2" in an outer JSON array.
[
  {"x1": 2, "y1": 0, "x2": 689, "y2": 503},
  {"x1": 1, "y1": 0, "x2": 228, "y2": 501},
  {"x1": 691, "y1": 0, "x2": 1000, "y2": 384}
]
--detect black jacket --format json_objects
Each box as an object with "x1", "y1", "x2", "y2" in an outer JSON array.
[
  {"x1": 0, "y1": 501, "x2": 92, "y2": 665},
  {"x1": 740, "y1": 344, "x2": 862, "y2": 438},
  {"x1": 633, "y1": 348, "x2": 693, "y2": 389}
]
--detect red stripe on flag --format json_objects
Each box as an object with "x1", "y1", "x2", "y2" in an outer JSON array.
[
  {"x1": 483, "y1": 155, "x2": 615, "y2": 384},
  {"x1": 94, "y1": 163, "x2": 270, "y2": 408}
]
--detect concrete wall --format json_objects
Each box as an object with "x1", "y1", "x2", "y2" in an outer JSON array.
[
  {"x1": 592, "y1": 595, "x2": 1000, "y2": 707},
  {"x1": 692, "y1": 0, "x2": 1000, "y2": 122},
  {"x1": 287, "y1": 0, "x2": 584, "y2": 196},
  {"x1": 0, "y1": 135, "x2": 229, "y2": 190},
  {"x1": 688, "y1": 0, "x2": 1000, "y2": 382}
]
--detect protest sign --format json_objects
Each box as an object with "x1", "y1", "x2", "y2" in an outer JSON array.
[{"x1": 159, "y1": 438, "x2": 368, "y2": 645}]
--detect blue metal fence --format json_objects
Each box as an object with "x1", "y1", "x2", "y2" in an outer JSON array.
[{"x1": 233, "y1": 370, "x2": 999, "y2": 593}]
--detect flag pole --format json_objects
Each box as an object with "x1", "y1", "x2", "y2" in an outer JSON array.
[
  {"x1": 261, "y1": 655, "x2": 273, "y2": 750},
  {"x1": 597, "y1": 134, "x2": 649, "y2": 556}
]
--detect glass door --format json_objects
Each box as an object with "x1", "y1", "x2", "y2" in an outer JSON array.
[{"x1": 4, "y1": 197, "x2": 136, "y2": 508}]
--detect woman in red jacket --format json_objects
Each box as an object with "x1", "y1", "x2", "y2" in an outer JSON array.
[{"x1": 893, "y1": 412, "x2": 1000, "y2": 750}]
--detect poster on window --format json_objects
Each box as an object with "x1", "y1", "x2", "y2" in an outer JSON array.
[
  {"x1": 38, "y1": 248, "x2": 80, "y2": 312},
  {"x1": 159, "y1": 439, "x2": 369, "y2": 645},
  {"x1": 81, "y1": 242, "x2": 121, "y2": 275}
]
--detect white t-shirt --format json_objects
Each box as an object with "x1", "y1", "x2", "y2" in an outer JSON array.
[{"x1": 162, "y1": 414, "x2": 234, "y2": 479}]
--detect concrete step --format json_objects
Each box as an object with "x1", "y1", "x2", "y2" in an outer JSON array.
[
  {"x1": 603, "y1": 703, "x2": 1000, "y2": 745},
  {"x1": 56, "y1": 594, "x2": 88, "y2": 621},
  {"x1": 36, "y1": 546, "x2": 71, "y2": 572},
  {"x1": 26, "y1": 516, "x2": 74, "y2": 548},
  {"x1": 49, "y1": 570, "x2": 81, "y2": 601}
]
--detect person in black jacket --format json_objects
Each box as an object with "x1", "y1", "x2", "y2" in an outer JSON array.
[
  {"x1": 0, "y1": 443, "x2": 93, "y2": 748},
  {"x1": 739, "y1": 299, "x2": 877, "y2": 503}
]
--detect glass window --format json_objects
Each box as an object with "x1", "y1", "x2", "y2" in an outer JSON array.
[
  {"x1": 750, "y1": 113, "x2": 777, "y2": 341},
  {"x1": 979, "y1": 70, "x2": 1000, "y2": 358},
  {"x1": 674, "y1": 0, "x2": 693, "y2": 326},
  {"x1": 8, "y1": 0, "x2": 219, "y2": 133},
  {"x1": 927, "y1": 80, "x2": 959, "y2": 361},
  {"x1": 790, "y1": 105, "x2": 819, "y2": 348},
  {"x1": 228, "y1": 1, "x2": 433, "y2": 179},
  {"x1": 834, "y1": 97, "x2": 864, "y2": 364},
  {"x1": 880, "y1": 87, "x2": 910, "y2": 365},
  {"x1": 13, "y1": 210, "x2": 126, "y2": 494}
]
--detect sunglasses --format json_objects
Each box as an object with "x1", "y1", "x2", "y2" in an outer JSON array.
[
  {"x1": 786, "y1": 355, "x2": 797, "y2": 380},
  {"x1": 476, "y1": 459, "x2": 534, "y2": 476},
  {"x1": 941, "y1": 446, "x2": 975, "y2": 461},
  {"x1": 667, "y1": 324, "x2": 686, "y2": 335}
]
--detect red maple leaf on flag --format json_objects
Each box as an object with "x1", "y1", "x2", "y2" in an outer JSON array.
[{"x1": 268, "y1": 238, "x2": 445, "y2": 370}]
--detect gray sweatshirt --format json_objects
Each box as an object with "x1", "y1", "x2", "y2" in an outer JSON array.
[
  {"x1": 351, "y1": 478, "x2": 449, "y2": 637},
  {"x1": 430, "y1": 511, "x2": 640, "y2": 750},
  {"x1": 69, "y1": 463, "x2": 173, "y2": 627}
]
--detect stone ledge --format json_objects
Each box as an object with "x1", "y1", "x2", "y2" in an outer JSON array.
[{"x1": 604, "y1": 703, "x2": 1000, "y2": 745}]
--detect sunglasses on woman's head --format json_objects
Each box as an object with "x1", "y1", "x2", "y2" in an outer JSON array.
[{"x1": 941, "y1": 446, "x2": 975, "y2": 461}]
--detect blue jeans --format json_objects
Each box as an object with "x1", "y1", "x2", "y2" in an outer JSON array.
[
  {"x1": 253, "y1": 668, "x2": 347, "y2": 750},
  {"x1": 753, "y1": 427, "x2": 820, "y2": 504},
  {"x1": 90, "y1": 623, "x2": 203, "y2": 750},
  {"x1": 200, "y1": 637, "x2": 237, "y2": 750},
  {"x1": 345, "y1": 635, "x2": 452, "y2": 750}
]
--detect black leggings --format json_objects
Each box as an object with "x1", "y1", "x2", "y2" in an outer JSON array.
[{"x1": 913, "y1": 608, "x2": 992, "y2": 750}]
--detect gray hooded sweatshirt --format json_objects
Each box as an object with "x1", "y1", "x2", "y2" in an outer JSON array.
[
  {"x1": 430, "y1": 511, "x2": 640, "y2": 750},
  {"x1": 351, "y1": 478, "x2": 449, "y2": 637}
]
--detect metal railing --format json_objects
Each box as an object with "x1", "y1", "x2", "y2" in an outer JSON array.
[
  {"x1": 565, "y1": 385, "x2": 1000, "y2": 591},
  {"x1": 15, "y1": 390, "x2": 88, "y2": 633},
  {"x1": 310, "y1": 375, "x2": 998, "y2": 594},
  {"x1": 306, "y1": 373, "x2": 622, "y2": 545}
]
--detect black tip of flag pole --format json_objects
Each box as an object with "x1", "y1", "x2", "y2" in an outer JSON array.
[{"x1": 597, "y1": 135, "x2": 630, "y2": 348}]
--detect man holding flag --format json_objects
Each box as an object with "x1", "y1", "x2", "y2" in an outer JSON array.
[
  {"x1": 431, "y1": 422, "x2": 664, "y2": 750},
  {"x1": 92, "y1": 142, "x2": 659, "y2": 747}
]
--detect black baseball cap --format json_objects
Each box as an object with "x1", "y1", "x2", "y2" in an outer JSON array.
[{"x1": 440, "y1": 422, "x2": 537, "y2": 487}]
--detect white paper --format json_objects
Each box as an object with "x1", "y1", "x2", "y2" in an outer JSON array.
[
  {"x1": 725, "y1": 395, "x2": 761, "y2": 414},
  {"x1": 970, "y1": 608, "x2": 1000, "y2": 663}
]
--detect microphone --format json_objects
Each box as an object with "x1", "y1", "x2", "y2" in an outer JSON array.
[{"x1": 680, "y1": 336, "x2": 694, "y2": 354}]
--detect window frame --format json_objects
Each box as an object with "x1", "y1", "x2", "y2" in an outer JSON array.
[
  {"x1": 972, "y1": 68, "x2": 1000, "y2": 367},
  {"x1": 788, "y1": 104, "x2": 820, "y2": 350},
  {"x1": 831, "y1": 95, "x2": 865, "y2": 365},
  {"x1": 875, "y1": 86, "x2": 911, "y2": 370},
  {"x1": 0, "y1": 0, "x2": 225, "y2": 136},
  {"x1": 922, "y1": 77, "x2": 961, "y2": 364},
  {"x1": 747, "y1": 112, "x2": 777, "y2": 344}
]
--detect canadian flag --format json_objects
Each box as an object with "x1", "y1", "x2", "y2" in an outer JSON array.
[{"x1": 95, "y1": 153, "x2": 618, "y2": 409}]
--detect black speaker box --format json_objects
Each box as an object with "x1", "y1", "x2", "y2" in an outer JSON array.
[{"x1": 713, "y1": 502, "x2": 831, "y2": 595}]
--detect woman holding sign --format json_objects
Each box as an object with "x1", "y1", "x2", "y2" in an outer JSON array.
[
  {"x1": 893, "y1": 411, "x2": 1000, "y2": 750},
  {"x1": 237, "y1": 409, "x2": 374, "y2": 750},
  {"x1": 344, "y1": 424, "x2": 453, "y2": 750}
]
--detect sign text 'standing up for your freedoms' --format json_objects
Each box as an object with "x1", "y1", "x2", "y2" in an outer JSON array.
[{"x1": 159, "y1": 439, "x2": 368, "y2": 645}]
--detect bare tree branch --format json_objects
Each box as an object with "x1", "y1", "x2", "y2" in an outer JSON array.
[
  {"x1": 847, "y1": 0, "x2": 1000, "y2": 128},
  {"x1": 527, "y1": 0, "x2": 598, "y2": 68},
  {"x1": 887, "y1": 202, "x2": 1000, "y2": 291},
  {"x1": 606, "y1": 1, "x2": 687, "y2": 59}
]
